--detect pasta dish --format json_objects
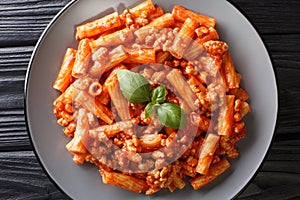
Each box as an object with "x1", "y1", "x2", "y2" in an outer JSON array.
[{"x1": 52, "y1": 0, "x2": 250, "y2": 195}]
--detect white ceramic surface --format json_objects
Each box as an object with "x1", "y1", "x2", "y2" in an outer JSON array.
[{"x1": 25, "y1": 0, "x2": 278, "y2": 199}]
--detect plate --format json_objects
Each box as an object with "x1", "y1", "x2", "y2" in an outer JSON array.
[{"x1": 25, "y1": 0, "x2": 278, "y2": 199}]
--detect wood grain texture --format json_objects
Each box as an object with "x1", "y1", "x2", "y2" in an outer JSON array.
[
  {"x1": 0, "y1": 0, "x2": 299, "y2": 47},
  {"x1": 0, "y1": 0, "x2": 299, "y2": 199},
  {"x1": 0, "y1": 0, "x2": 71, "y2": 47},
  {"x1": 229, "y1": 0, "x2": 300, "y2": 34},
  {"x1": 0, "y1": 147, "x2": 299, "y2": 200},
  {"x1": 0, "y1": 151, "x2": 69, "y2": 200}
]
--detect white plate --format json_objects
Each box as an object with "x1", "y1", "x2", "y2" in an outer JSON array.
[{"x1": 25, "y1": 0, "x2": 278, "y2": 199}]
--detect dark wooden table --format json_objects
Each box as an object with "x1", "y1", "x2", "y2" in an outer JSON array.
[{"x1": 0, "y1": 0, "x2": 299, "y2": 199}]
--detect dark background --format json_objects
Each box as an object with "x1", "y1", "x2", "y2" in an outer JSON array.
[{"x1": 0, "y1": 0, "x2": 299, "y2": 199}]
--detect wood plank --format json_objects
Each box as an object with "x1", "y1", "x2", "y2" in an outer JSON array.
[
  {"x1": 0, "y1": 151, "x2": 69, "y2": 200},
  {"x1": 263, "y1": 34, "x2": 300, "y2": 53},
  {"x1": 0, "y1": 0, "x2": 71, "y2": 47},
  {"x1": 238, "y1": 184, "x2": 300, "y2": 200},
  {"x1": 268, "y1": 142, "x2": 300, "y2": 161},
  {"x1": 272, "y1": 52, "x2": 300, "y2": 70},
  {"x1": 0, "y1": 109, "x2": 30, "y2": 151},
  {"x1": 0, "y1": 47, "x2": 31, "y2": 110},
  {"x1": 0, "y1": 150, "x2": 299, "y2": 199},
  {"x1": 0, "y1": 47, "x2": 32, "y2": 150},
  {"x1": 231, "y1": 0, "x2": 300, "y2": 34},
  {"x1": 253, "y1": 172, "x2": 300, "y2": 189},
  {"x1": 0, "y1": 46, "x2": 33, "y2": 71},
  {"x1": 0, "y1": 0, "x2": 299, "y2": 46},
  {"x1": 276, "y1": 67, "x2": 300, "y2": 135}
]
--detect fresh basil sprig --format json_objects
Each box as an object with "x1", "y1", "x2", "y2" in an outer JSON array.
[
  {"x1": 117, "y1": 70, "x2": 187, "y2": 129},
  {"x1": 144, "y1": 85, "x2": 167, "y2": 119},
  {"x1": 144, "y1": 102, "x2": 159, "y2": 119},
  {"x1": 151, "y1": 85, "x2": 166, "y2": 104},
  {"x1": 117, "y1": 70, "x2": 151, "y2": 104},
  {"x1": 157, "y1": 103, "x2": 187, "y2": 129}
]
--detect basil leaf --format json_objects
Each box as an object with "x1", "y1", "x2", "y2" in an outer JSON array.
[
  {"x1": 144, "y1": 102, "x2": 159, "y2": 118},
  {"x1": 151, "y1": 85, "x2": 167, "y2": 104},
  {"x1": 117, "y1": 70, "x2": 151, "y2": 104},
  {"x1": 157, "y1": 103, "x2": 187, "y2": 129}
]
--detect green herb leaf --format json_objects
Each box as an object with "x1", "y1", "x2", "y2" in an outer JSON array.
[
  {"x1": 117, "y1": 70, "x2": 151, "y2": 104},
  {"x1": 144, "y1": 102, "x2": 159, "y2": 118},
  {"x1": 151, "y1": 85, "x2": 167, "y2": 104},
  {"x1": 156, "y1": 103, "x2": 187, "y2": 129}
]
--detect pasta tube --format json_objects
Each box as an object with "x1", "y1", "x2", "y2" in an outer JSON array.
[
  {"x1": 107, "y1": 77, "x2": 131, "y2": 121},
  {"x1": 156, "y1": 51, "x2": 170, "y2": 64},
  {"x1": 53, "y1": 48, "x2": 76, "y2": 92},
  {"x1": 75, "y1": 90, "x2": 114, "y2": 124},
  {"x1": 89, "y1": 45, "x2": 128, "y2": 76},
  {"x1": 172, "y1": 5, "x2": 216, "y2": 28},
  {"x1": 91, "y1": 28, "x2": 134, "y2": 50},
  {"x1": 190, "y1": 158, "x2": 231, "y2": 190},
  {"x1": 172, "y1": 174, "x2": 186, "y2": 189},
  {"x1": 134, "y1": 13, "x2": 175, "y2": 42},
  {"x1": 88, "y1": 81, "x2": 102, "y2": 97},
  {"x1": 130, "y1": 0, "x2": 155, "y2": 18},
  {"x1": 167, "y1": 69, "x2": 198, "y2": 112},
  {"x1": 222, "y1": 52, "x2": 238, "y2": 89},
  {"x1": 196, "y1": 133, "x2": 220, "y2": 175},
  {"x1": 97, "y1": 64, "x2": 127, "y2": 105},
  {"x1": 169, "y1": 18, "x2": 198, "y2": 59},
  {"x1": 140, "y1": 134, "x2": 163, "y2": 151},
  {"x1": 183, "y1": 39, "x2": 204, "y2": 60},
  {"x1": 72, "y1": 39, "x2": 91, "y2": 78},
  {"x1": 218, "y1": 95, "x2": 235, "y2": 136},
  {"x1": 75, "y1": 12, "x2": 122, "y2": 40},
  {"x1": 90, "y1": 121, "x2": 132, "y2": 138},
  {"x1": 66, "y1": 108, "x2": 89, "y2": 164},
  {"x1": 148, "y1": 7, "x2": 165, "y2": 20},
  {"x1": 101, "y1": 170, "x2": 147, "y2": 193},
  {"x1": 124, "y1": 48, "x2": 156, "y2": 64}
]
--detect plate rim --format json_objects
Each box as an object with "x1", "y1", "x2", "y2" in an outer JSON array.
[
  {"x1": 24, "y1": 0, "x2": 279, "y2": 199},
  {"x1": 24, "y1": 0, "x2": 79, "y2": 198},
  {"x1": 225, "y1": 0, "x2": 279, "y2": 198}
]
